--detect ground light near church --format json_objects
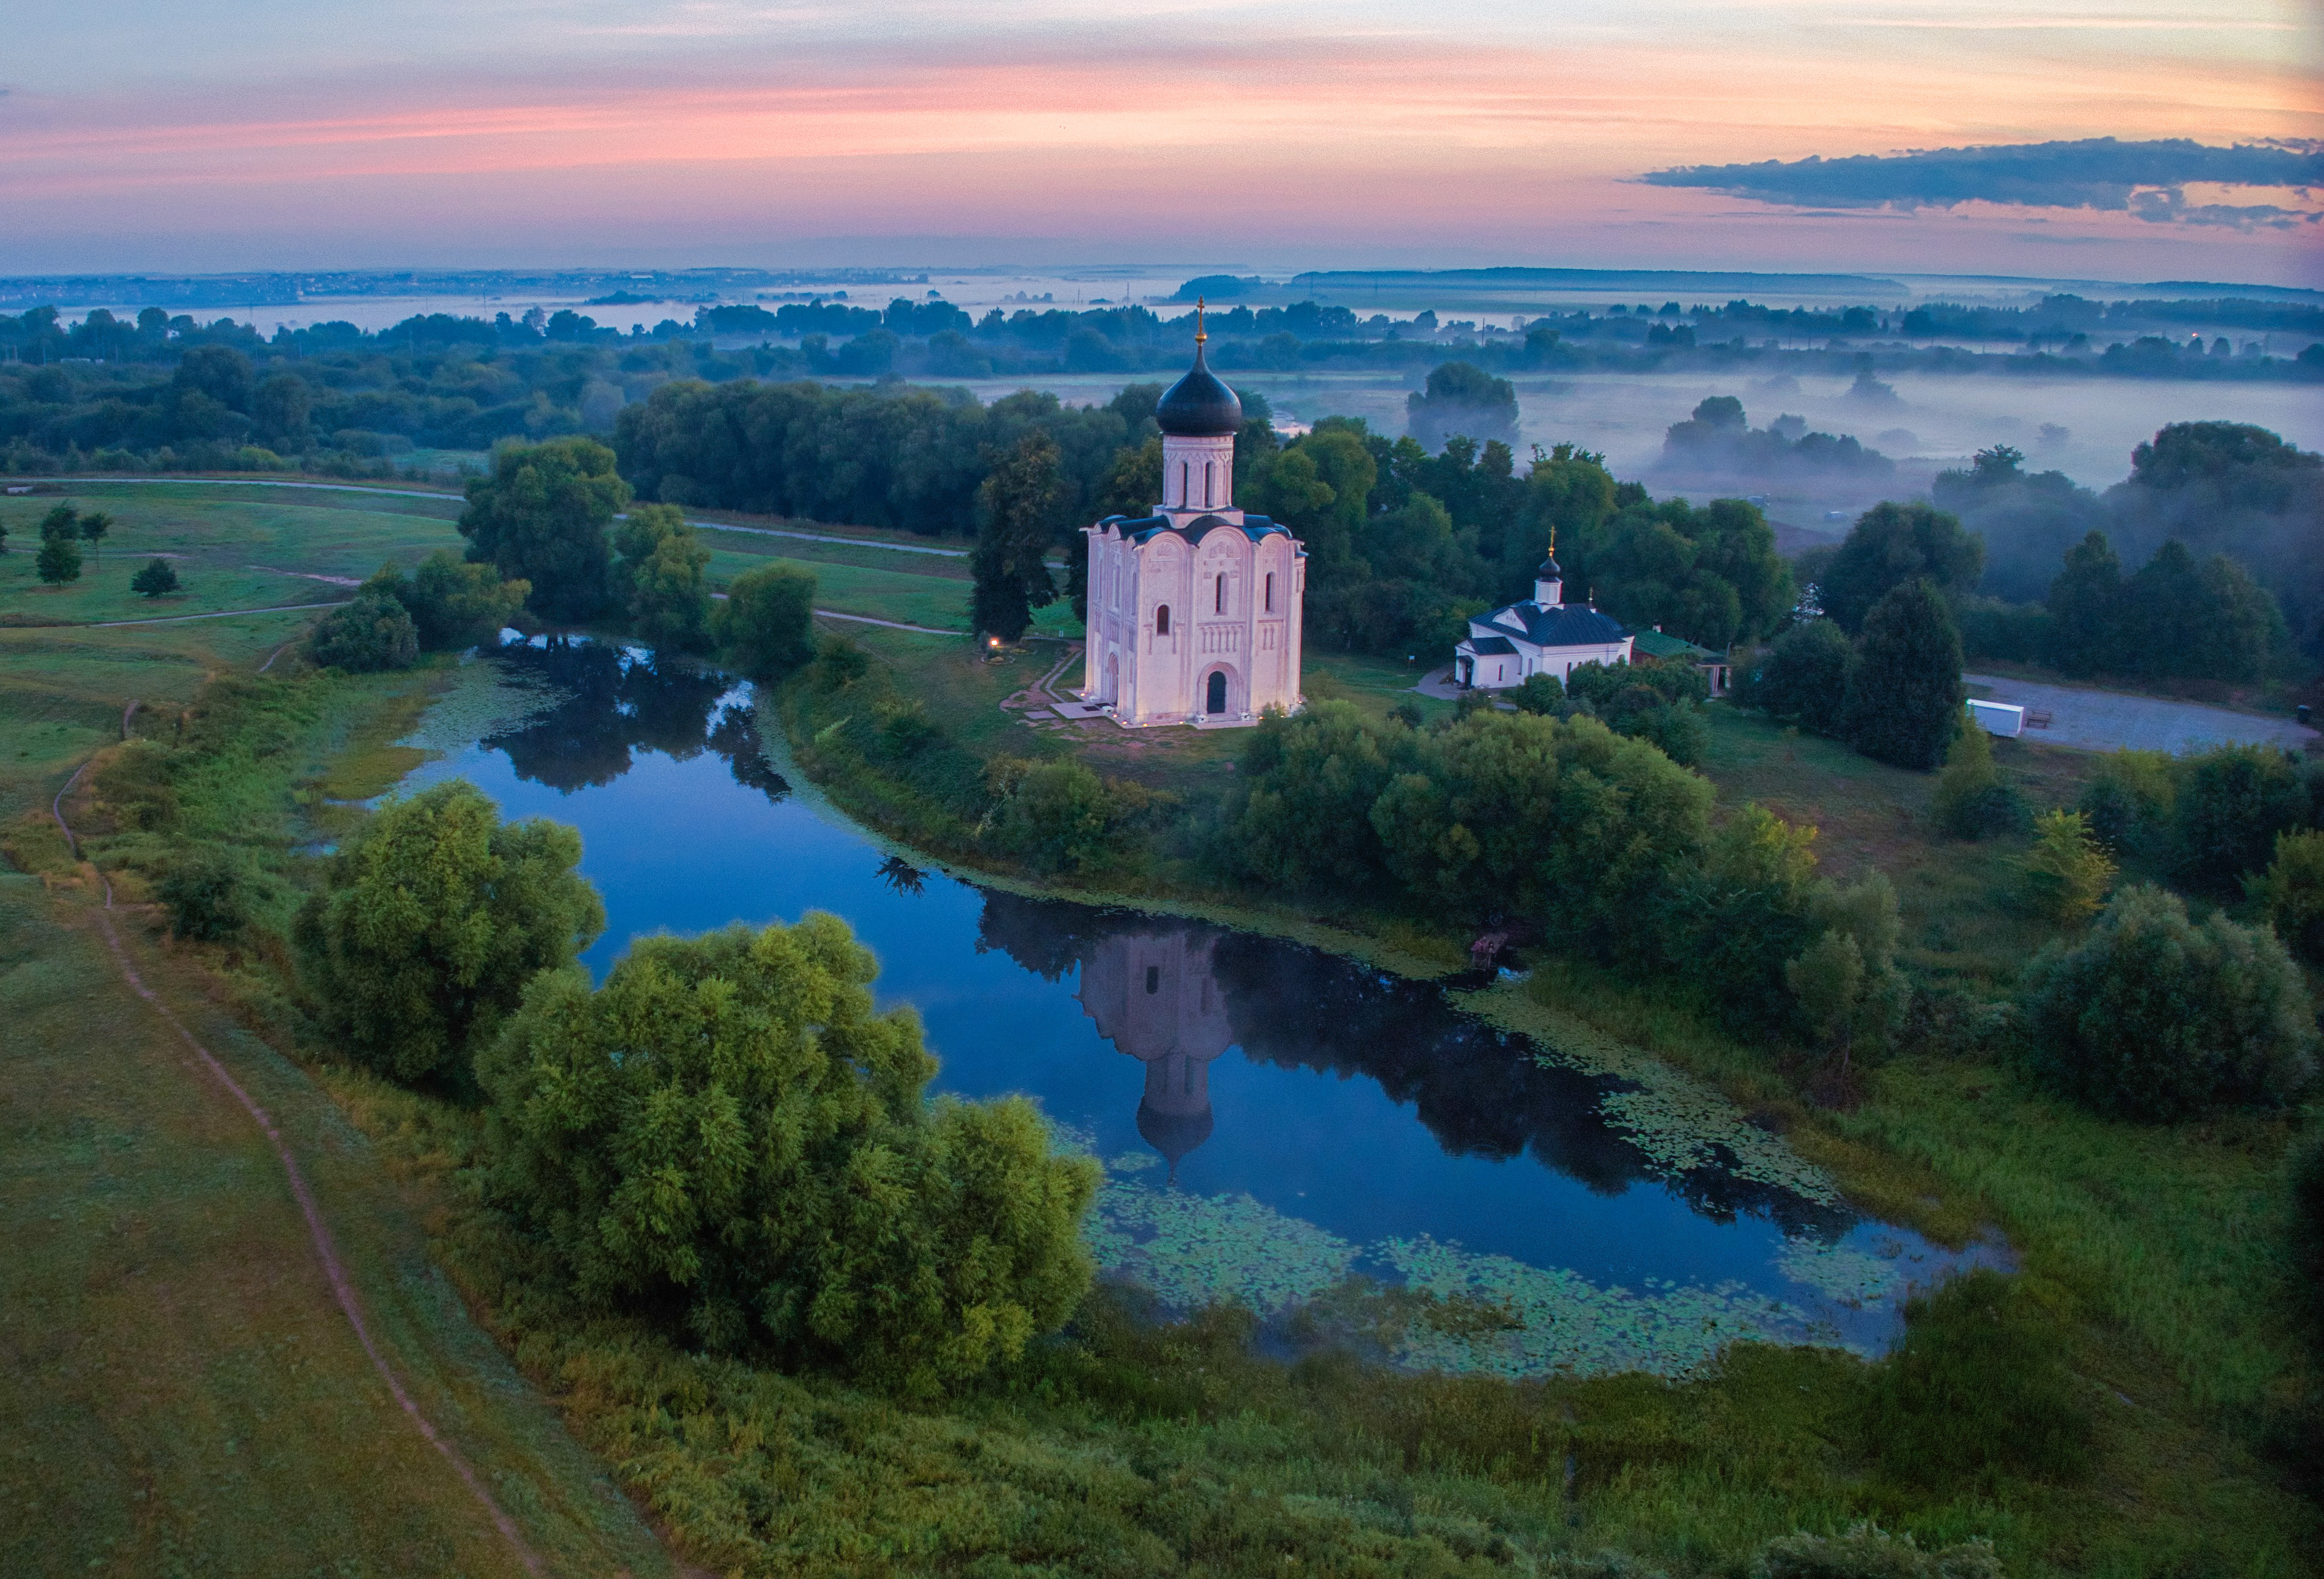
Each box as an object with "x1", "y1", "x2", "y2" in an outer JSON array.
[{"x1": 396, "y1": 638, "x2": 1999, "y2": 1379}]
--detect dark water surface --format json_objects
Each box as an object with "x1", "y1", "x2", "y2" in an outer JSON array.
[{"x1": 405, "y1": 640, "x2": 1989, "y2": 1376}]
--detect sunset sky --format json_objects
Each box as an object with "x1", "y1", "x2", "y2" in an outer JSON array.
[{"x1": 5, "y1": 0, "x2": 2318, "y2": 282}]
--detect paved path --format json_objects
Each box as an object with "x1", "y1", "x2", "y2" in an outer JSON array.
[{"x1": 1964, "y1": 672, "x2": 2317, "y2": 755}]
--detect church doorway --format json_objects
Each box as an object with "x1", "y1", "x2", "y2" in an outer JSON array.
[
  {"x1": 1205, "y1": 670, "x2": 1228, "y2": 715},
  {"x1": 1104, "y1": 650, "x2": 1120, "y2": 704}
]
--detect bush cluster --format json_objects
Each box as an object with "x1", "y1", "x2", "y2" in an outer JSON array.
[
  {"x1": 1224, "y1": 701, "x2": 1902, "y2": 1045},
  {"x1": 2019, "y1": 883, "x2": 2316, "y2": 1121}
]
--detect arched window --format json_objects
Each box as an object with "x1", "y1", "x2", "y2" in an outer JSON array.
[
  {"x1": 1178, "y1": 462, "x2": 1188, "y2": 505},
  {"x1": 1215, "y1": 574, "x2": 1225, "y2": 614},
  {"x1": 1203, "y1": 462, "x2": 1214, "y2": 508},
  {"x1": 1264, "y1": 571, "x2": 1274, "y2": 611},
  {"x1": 1155, "y1": 605, "x2": 1171, "y2": 636},
  {"x1": 1145, "y1": 965, "x2": 1160, "y2": 994}
]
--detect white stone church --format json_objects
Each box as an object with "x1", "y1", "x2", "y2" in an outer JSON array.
[{"x1": 1079, "y1": 316, "x2": 1306, "y2": 727}]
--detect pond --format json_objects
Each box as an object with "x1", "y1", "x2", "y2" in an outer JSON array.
[{"x1": 400, "y1": 638, "x2": 1996, "y2": 1379}]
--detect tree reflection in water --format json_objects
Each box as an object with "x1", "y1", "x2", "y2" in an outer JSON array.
[
  {"x1": 975, "y1": 889, "x2": 1851, "y2": 1239},
  {"x1": 481, "y1": 637, "x2": 790, "y2": 803},
  {"x1": 876, "y1": 855, "x2": 928, "y2": 896}
]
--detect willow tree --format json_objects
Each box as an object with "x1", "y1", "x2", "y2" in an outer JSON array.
[{"x1": 480, "y1": 915, "x2": 1098, "y2": 1391}]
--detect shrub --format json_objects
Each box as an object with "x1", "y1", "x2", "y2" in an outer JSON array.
[
  {"x1": 714, "y1": 562, "x2": 818, "y2": 680},
  {"x1": 1862, "y1": 1269, "x2": 2090, "y2": 1492},
  {"x1": 2173, "y1": 744, "x2": 2307, "y2": 891},
  {"x1": 478, "y1": 915, "x2": 1099, "y2": 1389},
  {"x1": 130, "y1": 557, "x2": 180, "y2": 598},
  {"x1": 2076, "y1": 749, "x2": 2174, "y2": 853},
  {"x1": 294, "y1": 779, "x2": 604, "y2": 1086},
  {"x1": 1510, "y1": 671, "x2": 1564, "y2": 714},
  {"x1": 155, "y1": 849, "x2": 251, "y2": 942},
  {"x1": 1755, "y1": 1523, "x2": 2001, "y2": 1579},
  {"x1": 307, "y1": 591, "x2": 419, "y2": 672},
  {"x1": 984, "y1": 755, "x2": 1117, "y2": 875},
  {"x1": 2020, "y1": 809, "x2": 2116, "y2": 923},
  {"x1": 1784, "y1": 873, "x2": 1907, "y2": 1065},
  {"x1": 2250, "y1": 828, "x2": 2324, "y2": 962},
  {"x1": 1929, "y1": 719, "x2": 2027, "y2": 839},
  {"x1": 2019, "y1": 883, "x2": 2317, "y2": 1120}
]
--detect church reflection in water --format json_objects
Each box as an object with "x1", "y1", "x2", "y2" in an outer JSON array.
[{"x1": 1077, "y1": 930, "x2": 1232, "y2": 1181}]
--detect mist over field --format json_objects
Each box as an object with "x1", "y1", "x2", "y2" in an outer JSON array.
[{"x1": 950, "y1": 366, "x2": 2323, "y2": 544}]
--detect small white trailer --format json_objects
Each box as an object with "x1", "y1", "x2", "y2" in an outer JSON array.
[{"x1": 1967, "y1": 698, "x2": 2025, "y2": 738}]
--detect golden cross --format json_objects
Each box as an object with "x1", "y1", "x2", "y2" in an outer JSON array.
[{"x1": 1195, "y1": 296, "x2": 1207, "y2": 345}]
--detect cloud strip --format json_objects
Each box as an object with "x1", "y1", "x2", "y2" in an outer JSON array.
[{"x1": 1642, "y1": 138, "x2": 2323, "y2": 228}]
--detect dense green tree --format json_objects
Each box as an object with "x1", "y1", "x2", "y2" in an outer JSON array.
[
  {"x1": 35, "y1": 532, "x2": 82, "y2": 585},
  {"x1": 1819, "y1": 501, "x2": 1984, "y2": 633},
  {"x1": 2019, "y1": 883, "x2": 2317, "y2": 1121},
  {"x1": 1224, "y1": 702, "x2": 1416, "y2": 895},
  {"x1": 400, "y1": 549, "x2": 528, "y2": 649},
  {"x1": 295, "y1": 779, "x2": 604, "y2": 1086},
  {"x1": 252, "y1": 371, "x2": 314, "y2": 451},
  {"x1": 713, "y1": 562, "x2": 818, "y2": 680},
  {"x1": 1370, "y1": 711, "x2": 1710, "y2": 928},
  {"x1": 612, "y1": 503, "x2": 713, "y2": 650},
  {"x1": 1740, "y1": 619, "x2": 1853, "y2": 727},
  {"x1": 2044, "y1": 529, "x2": 2125, "y2": 675},
  {"x1": 1405, "y1": 360, "x2": 1518, "y2": 450},
  {"x1": 459, "y1": 437, "x2": 630, "y2": 622},
  {"x1": 1841, "y1": 579, "x2": 1964, "y2": 770},
  {"x1": 2249, "y1": 828, "x2": 2324, "y2": 962},
  {"x1": 2172, "y1": 743, "x2": 2308, "y2": 891},
  {"x1": 969, "y1": 432, "x2": 1063, "y2": 641},
  {"x1": 76, "y1": 510, "x2": 110, "y2": 566},
  {"x1": 130, "y1": 557, "x2": 181, "y2": 598},
  {"x1": 1515, "y1": 445, "x2": 1617, "y2": 579},
  {"x1": 477, "y1": 915, "x2": 1099, "y2": 1385},
  {"x1": 308, "y1": 589, "x2": 419, "y2": 672}
]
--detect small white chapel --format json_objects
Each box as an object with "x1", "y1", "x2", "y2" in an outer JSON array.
[
  {"x1": 1080, "y1": 309, "x2": 1306, "y2": 727},
  {"x1": 1452, "y1": 547, "x2": 1634, "y2": 690}
]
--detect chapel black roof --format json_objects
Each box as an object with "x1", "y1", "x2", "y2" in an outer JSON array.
[
  {"x1": 1479, "y1": 599, "x2": 1631, "y2": 648},
  {"x1": 1155, "y1": 343, "x2": 1242, "y2": 437}
]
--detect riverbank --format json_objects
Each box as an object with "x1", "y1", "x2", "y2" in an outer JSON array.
[{"x1": 762, "y1": 624, "x2": 2322, "y2": 1570}]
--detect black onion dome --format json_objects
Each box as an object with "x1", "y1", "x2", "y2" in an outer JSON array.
[
  {"x1": 1155, "y1": 345, "x2": 1242, "y2": 437},
  {"x1": 1537, "y1": 555, "x2": 1562, "y2": 577},
  {"x1": 1136, "y1": 1098, "x2": 1215, "y2": 1170}
]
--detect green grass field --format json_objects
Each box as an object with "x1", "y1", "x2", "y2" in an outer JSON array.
[
  {"x1": 0, "y1": 478, "x2": 1067, "y2": 639},
  {"x1": 0, "y1": 874, "x2": 680, "y2": 1578}
]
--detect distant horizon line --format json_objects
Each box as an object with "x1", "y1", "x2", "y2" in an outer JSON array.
[{"x1": 2, "y1": 262, "x2": 2317, "y2": 303}]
